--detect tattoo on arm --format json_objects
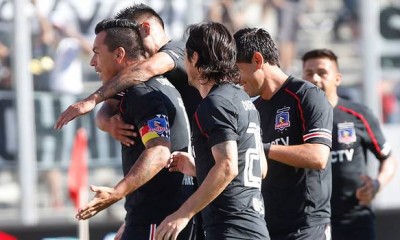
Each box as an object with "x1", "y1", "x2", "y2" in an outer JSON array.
[{"x1": 96, "y1": 67, "x2": 149, "y2": 101}]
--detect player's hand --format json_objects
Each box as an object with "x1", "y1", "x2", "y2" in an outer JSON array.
[
  {"x1": 155, "y1": 211, "x2": 190, "y2": 240},
  {"x1": 54, "y1": 98, "x2": 96, "y2": 130},
  {"x1": 114, "y1": 222, "x2": 125, "y2": 240},
  {"x1": 76, "y1": 185, "x2": 119, "y2": 220},
  {"x1": 356, "y1": 175, "x2": 379, "y2": 206},
  {"x1": 167, "y1": 151, "x2": 196, "y2": 177},
  {"x1": 107, "y1": 114, "x2": 136, "y2": 146}
]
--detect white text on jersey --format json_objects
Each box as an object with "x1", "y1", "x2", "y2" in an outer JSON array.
[{"x1": 331, "y1": 149, "x2": 354, "y2": 162}]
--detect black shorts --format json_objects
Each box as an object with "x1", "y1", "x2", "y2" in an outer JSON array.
[
  {"x1": 332, "y1": 219, "x2": 376, "y2": 240},
  {"x1": 204, "y1": 223, "x2": 270, "y2": 240},
  {"x1": 122, "y1": 221, "x2": 196, "y2": 240},
  {"x1": 270, "y1": 224, "x2": 331, "y2": 240}
]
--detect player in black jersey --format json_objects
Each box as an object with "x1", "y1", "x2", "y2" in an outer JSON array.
[
  {"x1": 155, "y1": 22, "x2": 270, "y2": 240},
  {"x1": 234, "y1": 28, "x2": 333, "y2": 240},
  {"x1": 75, "y1": 19, "x2": 195, "y2": 240},
  {"x1": 302, "y1": 49, "x2": 397, "y2": 240},
  {"x1": 54, "y1": 3, "x2": 201, "y2": 130},
  {"x1": 55, "y1": 4, "x2": 203, "y2": 239}
]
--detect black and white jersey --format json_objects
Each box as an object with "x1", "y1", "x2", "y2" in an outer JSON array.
[
  {"x1": 331, "y1": 98, "x2": 391, "y2": 225},
  {"x1": 119, "y1": 76, "x2": 191, "y2": 226},
  {"x1": 160, "y1": 40, "x2": 202, "y2": 119},
  {"x1": 255, "y1": 76, "x2": 333, "y2": 234},
  {"x1": 193, "y1": 84, "x2": 269, "y2": 239}
]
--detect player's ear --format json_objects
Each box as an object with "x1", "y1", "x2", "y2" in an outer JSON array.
[
  {"x1": 141, "y1": 22, "x2": 151, "y2": 36},
  {"x1": 191, "y1": 51, "x2": 199, "y2": 67},
  {"x1": 335, "y1": 72, "x2": 342, "y2": 86},
  {"x1": 115, "y1": 47, "x2": 125, "y2": 62},
  {"x1": 253, "y1": 52, "x2": 264, "y2": 69}
]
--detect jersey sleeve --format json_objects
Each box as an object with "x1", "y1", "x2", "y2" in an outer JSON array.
[
  {"x1": 360, "y1": 107, "x2": 392, "y2": 160},
  {"x1": 159, "y1": 41, "x2": 185, "y2": 72},
  {"x1": 195, "y1": 96, "x2": 238, "y2": 147},
  {"x1": 301, "y1": 87, "x2": 333, "y2": 147},
  {"x1": 125, "y1": 86, "x2": 171, "y2": 146}
]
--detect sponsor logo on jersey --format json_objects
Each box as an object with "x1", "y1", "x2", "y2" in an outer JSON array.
[
  {"x1": 331, "y1": 149, "x2": 354, "y2": 162},
  {"x1": 337, "y1": 122, "x2": 356, "y2": 144},
  {"x1": 140, "y1": 115, "x2": 170, "y2": 145},
  {"x1": 275, "y1": 107, "x2": 290, "y2": 131},
  {"x1": 270, "y1": 136, "x2": 290, "y2": 146}
]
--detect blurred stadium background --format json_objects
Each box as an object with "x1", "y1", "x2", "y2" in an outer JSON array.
[{"x1": 0, "y1": 0, "x2": 399, "y2": 239}]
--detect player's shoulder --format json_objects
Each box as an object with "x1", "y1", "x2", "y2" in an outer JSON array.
[
  {"x1": 200, "y1": 84, "x2": 241, "y2": 111},
  {"x1": 209, "y1": 84, "x2": 246, "y2": 103},
  {"x1": 126, "y1": 76, "x2": 173, "y2": 95},
  {"x1": 284, "y1": 76, "x2": 321, "y2": 94},
  {"x1": 160, "y1": 40, "x2": 184, "y2": 54},
  {"x1": 337, "y1": 98, "x2": 374, "y2": 116},
  {"x1": 284, "y1": 76, "x2": 328, "y2": 103}
]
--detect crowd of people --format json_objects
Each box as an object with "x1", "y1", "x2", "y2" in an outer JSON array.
[
  {"x1": 1, "y1": 0, "x2": 399, "y2": 122},
  {"x1": 50, "y1": 2, "x2": 399, "y2": 240}
]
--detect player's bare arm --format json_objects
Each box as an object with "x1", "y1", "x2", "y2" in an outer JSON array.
[
  {"x1": 155, "y1": 140, "x2": 238, "y2": 240},
  {"x1": 93, "y1": 52, "x2": 174, "y2": 101},
  {"x1": 260, "y1": 142, "x2": 268, "y2": 178},
  {"x1": 54, "y1": 52, "x2": 174, "y2": 130},
  {"x1": 76, "y1": 137, "x2": 171, "y2": 220},
  {"x1": 168, "y1": 151, "x2": 196, "y2": 177},
  {"x1": 357, "y1": 155, "x2": 397, "y2": 205},
  {"x1": 268, "y1": 143, "x2": 330, "y2": 169}
]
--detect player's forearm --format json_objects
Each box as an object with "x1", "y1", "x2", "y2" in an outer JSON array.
[
  {"x1": 95, "y1": 100, "x2": 119, "y2": 132},
  {"x1": 260, "y1": 146, "x2": 268, "y2": 179},
  {"x1": 268, "y1": 143, "x2": 330, "y2": 169},
  {"x1": 377, "y1": 155, "x2": 397, "y2": 189},
  {"x1": 95, "y1": 112, "x2": 111, "y2": 132},
  {"x1": 92, "y1": 64, "x2": 153, "y2": 104},
  {"x1": 114, "y1": 145, "x2": 170, "y2": 198}
]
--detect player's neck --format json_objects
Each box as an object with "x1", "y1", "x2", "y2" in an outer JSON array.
[
  {"x1": 261, "y1": 66, "x2": 288, "y2": 100},
  {"x1": 197, "y1": 81, "x2": 216, "y2": 98},
  {"x1": 328, "y1": 94, "x2": 339, "y2": 107}
]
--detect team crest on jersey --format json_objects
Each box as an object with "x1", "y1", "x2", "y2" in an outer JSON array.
[
  {"x1": 275, "y1": 107, "x2": 291, "y2": 131},
  {"x1": 140, "y1": 115, "x2": 170, "y2": 145},
  {"x1": 337, "y1": 122, "x2": 356, "y2": 144},
  {"x1": 148, "y1": 115, "x2": 169, "y2": 133}
]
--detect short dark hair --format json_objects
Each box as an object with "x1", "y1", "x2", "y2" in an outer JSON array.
[
  {"x1": 94, "y1": 19, "x2": 145, "y2": 60},
  {"x1": 185, "y1": 22, "x2": 240, "y2": 84},
  {"x1": 234, "y1": 28, "x2": 280, "y2": 67},
  {"x1": 114, "y1": 3, "x2": 165, "y2": 29},
  {"x1": 301, "y1": 49, "x2": 339, "y2": 68}
]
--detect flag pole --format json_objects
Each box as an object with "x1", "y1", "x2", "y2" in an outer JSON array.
[
  {"x1": 79, "y1": 186, "x2": 89, "y2": 240},
  {"x1": 68, "y1": 128, "x2": 90, "y2": 240}
]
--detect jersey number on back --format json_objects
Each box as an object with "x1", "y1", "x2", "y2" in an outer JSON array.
[{"x1": 244, "y1": 122, "x2": 262, "y2": 189}]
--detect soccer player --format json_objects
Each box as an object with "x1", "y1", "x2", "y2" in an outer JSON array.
[
  {"x1": 155, "y1": 22, "x2": 270, "y2": 240},
  {"x1": 54, "y1": 3, "x2": 201, "y2": 132},
  {"x1": 75, "y1": 19, "x2": 195, "y2": 240},
  {"x1": 234, "y1": 28, "x2": 333, "y2": 239},
  {"x1": 55, "y1": 4, "x2": 203, "y2": 238},
  {"x1": 302, "y1": 48, "x2": 397, "y2": 240}
]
